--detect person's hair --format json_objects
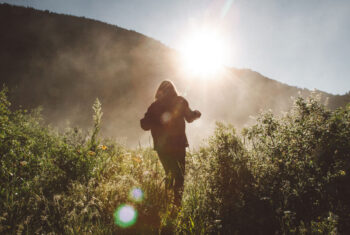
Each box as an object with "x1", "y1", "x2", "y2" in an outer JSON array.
[{"x1": 155, "y1": 80, "x2": 178, "y2": 100}]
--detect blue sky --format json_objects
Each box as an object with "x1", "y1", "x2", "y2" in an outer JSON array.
[{"x1": 1, "y1": 0, "x2": 349, "y2": 94}]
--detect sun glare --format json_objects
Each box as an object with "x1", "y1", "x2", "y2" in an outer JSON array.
[{"x1": 179, "y1": 28, "x2": 229, "y2": 78}]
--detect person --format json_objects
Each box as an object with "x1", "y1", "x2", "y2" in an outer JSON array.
[{"x1": 140, "y1": 80, "x2": 201, "y2": 205}]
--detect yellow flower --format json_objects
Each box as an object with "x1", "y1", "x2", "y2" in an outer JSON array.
[
  {"x1": 340, "y1": 170, "x2": 346, "y2": 176},
  {"x1": 88, "y1": 151, "x2": 96, "y2": 156},
  {"x1": 98, "y1": 145, "x2": 108, "y2": 150},
  {"x1": 132, "y1": 156, "x2": 142, "y2": 163},
  {"x1": 20, "y1": 161, "x2": 27, "y2": 166}
]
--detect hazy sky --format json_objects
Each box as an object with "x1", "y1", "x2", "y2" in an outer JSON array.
[{"x1": 2, "y1": 0, "x2": 349, "y2": 94}]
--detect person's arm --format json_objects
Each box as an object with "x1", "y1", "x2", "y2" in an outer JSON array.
[
  {"x1": 183, "y1": 99, "x2": 201, "y2": 123},
  {"x1": 140, "y1": 105, "x2": 154, "y2": 131}
]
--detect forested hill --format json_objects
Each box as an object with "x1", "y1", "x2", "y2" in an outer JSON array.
[{"x1": 1, "y1": 4, "x2": 349, "y2": 146}]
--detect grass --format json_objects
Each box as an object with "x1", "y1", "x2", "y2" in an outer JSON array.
[{"x1": 1, "y1": 87, "x2": 350, "y2": 234}]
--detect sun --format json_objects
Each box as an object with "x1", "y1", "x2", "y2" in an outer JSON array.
[{"x1": 179, "y1": 28, "x2": 229, "y2": 78}]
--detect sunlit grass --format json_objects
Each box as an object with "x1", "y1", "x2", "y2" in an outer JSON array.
[{"x1": 1, "y1": 87, "x2": 349, "y2": 234}]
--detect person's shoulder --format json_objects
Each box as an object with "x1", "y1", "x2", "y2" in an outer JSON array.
[
  {"x1": 176, "y1": 96, "x2": 188, "y2": 103},
  {"x1": 147, "y1": 100, "x2": 159, "y2": 111},
  {"x1": 175, "y1": 96, "x2": 189, "y2": 108}
]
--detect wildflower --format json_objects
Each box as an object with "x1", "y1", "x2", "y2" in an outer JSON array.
[
  {"x1": 88, "y1": 151, "x2": 96, "y2": 156},
  {"x1": 340, "y1": 170, "x2": 346, "y2": 176},
  {"x1": 98, "y1": 145, "x2": 108, "y2": 150},
  {"x1": 132, "y1": 156, "x2": 142, "y2": 163},
  {"x1": 20, "y1": 161, "x2": 27, "y2": 166}
]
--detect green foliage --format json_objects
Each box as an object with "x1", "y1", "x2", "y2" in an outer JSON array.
[
  {"x1": 177, "y1": 124, "x2": 276, "y2": 234},
  {"x1": 0, "y1": 89, "x2": 171, "y2": 234},
  {"x1": 177, "y1": 95, "x2": 350, "y2": 234},
  {"x1": 0, "y1": 88, "x2": 98, "y2": 233},
  {"x1": 1, "y1": 87, "x2": 349, "y2": 234}
]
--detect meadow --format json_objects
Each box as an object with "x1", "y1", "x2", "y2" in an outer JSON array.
[{"x1": 1, "y1": 87, "x2": 349, "y2": 234}]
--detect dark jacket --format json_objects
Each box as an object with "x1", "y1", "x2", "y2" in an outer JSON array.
[{"x1": 140, "y1": 95, "x2": 199, "y2": 152}]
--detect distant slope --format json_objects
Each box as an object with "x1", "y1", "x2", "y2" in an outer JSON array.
[
  {"x1": 1, "y1": 4, "x2": 349, "y2": 146},
  {"x1": 0, "y1": 3, "x2": 179, "y2": 144}
]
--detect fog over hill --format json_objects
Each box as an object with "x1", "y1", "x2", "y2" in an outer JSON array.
[{"x1": 1, "y1": 4, "x2": 349, "y2": 147}]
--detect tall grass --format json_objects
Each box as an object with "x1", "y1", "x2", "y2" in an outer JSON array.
[
  {"x1": 1, "y1": 87, "x2": 349, "y2": 234},
  {"x1": 0, "y1": 88, "x2": 172, "y2": 234}
]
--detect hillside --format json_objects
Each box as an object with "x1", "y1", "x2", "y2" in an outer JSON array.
[{"x1": 1, "y1": 4, "x2": 349, "y2": 147}]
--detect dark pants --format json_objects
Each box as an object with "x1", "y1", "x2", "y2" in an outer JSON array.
[{"x1": 156, "y1": 147, "x2": 186, "y2": 205}]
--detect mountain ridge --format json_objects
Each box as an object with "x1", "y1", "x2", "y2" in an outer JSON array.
[{"x1": 1, "y1": 3, "x2": 349, "y2": 147}]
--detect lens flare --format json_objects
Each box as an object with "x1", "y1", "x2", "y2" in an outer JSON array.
[
  {"x1": 129, "y1": 187, "x2": 144, "y2": 202},
  {"x1": 161, "y1": 112, "x2": 171, "y2": 124},
  {"x1": 114, "y1": 204, "x2": 138, "y2": 228}
]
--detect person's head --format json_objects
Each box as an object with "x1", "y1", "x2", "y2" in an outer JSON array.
[{"x1": 155, "y1": 80, "x2": 178, "y2": 100}]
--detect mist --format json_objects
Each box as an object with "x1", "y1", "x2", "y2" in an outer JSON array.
[{"x1": 1, "y1": 4, "x2": 349, "y2": 149}]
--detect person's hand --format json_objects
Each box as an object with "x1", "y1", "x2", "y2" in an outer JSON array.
[{"x1": 193, "y1": 110, "x2": 201, "y2": 119}]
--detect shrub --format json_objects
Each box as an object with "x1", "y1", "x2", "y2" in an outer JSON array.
[
  {"x1": 1, "y1": 87, "x2": 349, "y2": 234},
  {"x1": 0, "y1": 88, "x2": 171, "y2": 234},
  {"x1": 178, "y1": 95, "x2": 350, "y2": 234}
]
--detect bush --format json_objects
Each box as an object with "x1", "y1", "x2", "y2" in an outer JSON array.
[
  {"x1": 1, "y1": 87, "x2": 349, "y2": 234},
  {"x1": 178, "y1": 95, "x2": 350, "y2": 234},
  {"x1": 0, "y1": 88, "x2": 171, "y2": 234},
  {"x1": 0, "y1": 88, "x2": 100, "y2": 233}
]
